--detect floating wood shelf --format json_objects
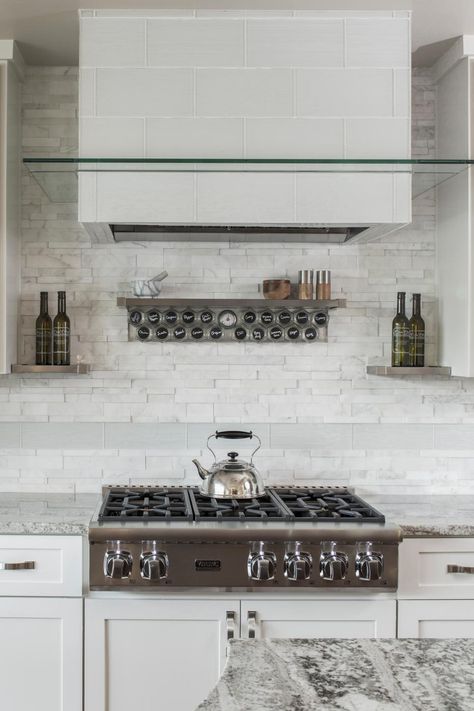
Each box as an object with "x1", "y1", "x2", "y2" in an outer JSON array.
[
  {"x1": 117, "y1": 297, "x2": 346, "y2": 309},
  {"x1": 11, "y1": 364, "x2": 91, "y2": 375},
  {"x1": 366, "y1": 365, "x2": 452, "y2": 377}
]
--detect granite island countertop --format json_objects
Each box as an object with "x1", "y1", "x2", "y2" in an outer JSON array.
[
  {"x1": 197, "y1": 638, "x2": 474, "y2": 711},
  {"x1": 0, "y1": 492, "x2": 472, "y2": 537},
  {"x1": 0, "y1": 492, "x2": 98, "y2": 534}
]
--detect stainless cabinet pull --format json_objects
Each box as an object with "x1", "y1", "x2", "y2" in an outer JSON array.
[
  {"x1": 247, "y1": 610, "x2": 257, "y2": 639},
  {"x1": 226, "y1": 611, "x2": 236, "y2": 641},
  {"x1": 447, "y1": 564, "x2": 474, "y2": 575},
  {"x1": 0, "y1": 561, "x2": 35, "y2": 571}
]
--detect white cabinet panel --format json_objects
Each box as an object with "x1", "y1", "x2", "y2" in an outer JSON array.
[
  {"x1": 398, "y1": 600, "x2": 474, "y2": 638},
  {"x1": 96, "y1": 68, "x2": 193, "y2": 117},
  {"x1": 80, "y1": 18, "x2": 146, "y2": 67},
  {"x1": 0, "y1": 597, "x2": 82, "y2": 711},
  {"x1": 399, "y1": 539, "x2": 474, "y2": 599},
  {"x1": 0, "y1": 535, "x2": 83, "y2": 597},
  {"x1": 147, "y1": 19, "x2": 244, "y2": 67},
  {"x1": 241, "y1": 599, "x2": 396, "y2": 639},
  {"x1": 196, "y1": 68, "x2": 292, "y2": 117},
  {"x1": 246, "y1": 19, "x2": 344, "y2": 67},
  {"x1": 85, "y1": 598, "x2": 239, "y2": 711}
]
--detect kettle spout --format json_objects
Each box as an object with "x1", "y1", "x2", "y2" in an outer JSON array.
[{"x1": 192, "y1": 459, "x2": 209, "y2": 480}]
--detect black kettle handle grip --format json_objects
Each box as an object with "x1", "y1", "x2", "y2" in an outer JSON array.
[{"x1": 215, "y1": 430, "x2": 253, "y2": 440}]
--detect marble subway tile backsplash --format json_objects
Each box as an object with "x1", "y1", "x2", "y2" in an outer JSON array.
[{"x1": 1, "y1": 65, "x2": 473, "y2": 494}]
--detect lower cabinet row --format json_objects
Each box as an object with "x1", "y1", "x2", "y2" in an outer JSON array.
[{"x1": 2, "y1": 596, "x2": 474, "y2": 711}]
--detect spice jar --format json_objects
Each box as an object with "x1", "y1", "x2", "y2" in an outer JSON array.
[
  {"x1": 298, "y1": 270, "x2": 314, "y2": 299},
  {"x1": 316, "y1": 270, "x2": 331, "y2": 300}
]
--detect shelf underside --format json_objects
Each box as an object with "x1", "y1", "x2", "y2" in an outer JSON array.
[
  {"x1": 23, "y1": 157, "x2": 474, "y2": 203},
  {"x1": 117, "y1": 298, "x2": 345, "y2": 309},
  {"x1": 366, "y1": 366, "x2": 452, "y2": 377},
  {"x1": 11, "y1": 364, "x2": 91, "y2": 375}
]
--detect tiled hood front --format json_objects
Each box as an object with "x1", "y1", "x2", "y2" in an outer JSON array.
[{"x1": 78, "y1": 10, "x2": 412, "y2": 243}]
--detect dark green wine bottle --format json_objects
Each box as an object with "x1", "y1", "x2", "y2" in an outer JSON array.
[
  {"x1": 409, "y1": 293, "x2": 425, "y2": 367},
  {"x1": 53, "y1": 291, "x2": 70, "y2": 366},
  {"x1": 35, "y1": 292, "x2": 52, "y2": 365},
  {"x1": 391, "y1": 292, "x2": 410, "y2": 366}
]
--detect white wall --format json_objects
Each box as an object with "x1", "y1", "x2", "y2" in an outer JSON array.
[{"x1": 0, "y1": 66, "x2": 473, "y2": 495}]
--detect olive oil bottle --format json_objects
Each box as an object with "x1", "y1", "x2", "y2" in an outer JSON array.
[
  {"x1": 35, "y1": 292, "x2": 52, "y2": 365},
  {"x1": 391, "y1": 292, "x2": 410, "y2": 366},
  {"x1": 409, "y1": 293, "x2": 425, "y2": 367},
  {"x1": 53, "y1": 291, "x2": 70, "y2": 366}
]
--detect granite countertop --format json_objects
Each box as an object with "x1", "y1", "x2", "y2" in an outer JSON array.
[
  {"x1": 364, "y1": 494, "x2": 474, "y2": 537},
  {"x1": 197, "y1": 638, "x2": 474, "y2": 711},
  {"x1": 0, "y1": 493, "x2": 98, "y2": 534},
  {"x1": 0, "y1": 492, "x2": 472, "y2": 537}
]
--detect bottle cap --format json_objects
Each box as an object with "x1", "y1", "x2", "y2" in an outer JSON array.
[
  {"x1": 298, "y1": 270, "x2": 314, "y2": 284},
  {"x1": 316, "y1": 270, "x2": 331, "y2": 284}
]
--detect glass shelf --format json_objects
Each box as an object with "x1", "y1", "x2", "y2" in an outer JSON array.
[{"x1": 23, "y1": 157, "x2": 474, "y2": 203}]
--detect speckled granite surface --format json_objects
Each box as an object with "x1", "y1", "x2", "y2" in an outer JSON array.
[
  {"x1": 0, "y1": 493, "x2": 98, "y2": 534},
  {"x1": 364, "y1": 494, "x2": 474, "y2": 537},
  {"x1": 0, "y1": 492, "x2": 472, "y2": 537},
  {"x1": 197, "y1": 638, "x2": 474, "y2": 711}
]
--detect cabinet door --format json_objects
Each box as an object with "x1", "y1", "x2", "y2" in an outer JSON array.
[
  {"x1": 398, "y1": 600, "x2": 474, "y2": 638},
  {"x1": 0, "y1": 597, "x2": 82, "y2": 711},
  {"x1": 241, "y1": 599, "x2": 396, "y2": 639},
  {"x1": 85, "y1": 597, "x2": 239, "y2": 711}
]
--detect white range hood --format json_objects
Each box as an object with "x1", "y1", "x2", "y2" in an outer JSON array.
[{"x1": 77, "y1": 10, "x2": 412, "y2": 243}]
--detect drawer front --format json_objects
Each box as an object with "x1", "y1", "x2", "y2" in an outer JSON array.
[
  {"x1": 0, "y1": 536, "x2": 83, "y2": 597},
  {"x1": 399, "y1": 538, "x2": 474, "y2": 599},
  {"x1": 398, "y1": 600, "x2": 474, "y2": 638}
]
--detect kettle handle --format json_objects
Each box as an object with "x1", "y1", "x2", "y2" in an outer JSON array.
[
  {"x1": 215, "y1": 430, "x2": 253, "y2": 440},
  {"x1": 208, "y1": 431, "x2": 261, "y2": 463}
]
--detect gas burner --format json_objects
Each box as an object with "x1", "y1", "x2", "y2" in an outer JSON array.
[
  {"x1": 98, "y1": 487, "x2": 193, "y2": 521},
  {"x1": 189, "y1": 488, "x2": 290, "y2": 522},
  {"x1": 272, "y1": 487, "x2": 385, "y2": 523}
]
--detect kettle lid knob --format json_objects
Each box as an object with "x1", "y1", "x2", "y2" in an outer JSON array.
[{"x1": 227, "y1": 451, "x2": 239, "y2": 461}]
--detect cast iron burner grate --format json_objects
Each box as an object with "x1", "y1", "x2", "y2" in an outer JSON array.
[
  {"x1": 271, "y1": 487, "x2": 385, "y2": 522},
  {"x1": 98, "y1": 487, "x2": 193, "y2": 521},
  {"x1": 189, "y1": 488, "x2": 291, "y2": 522}
]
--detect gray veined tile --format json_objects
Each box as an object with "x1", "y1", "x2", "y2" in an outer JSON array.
[
  {"x1": 270, "y1": 424, "x2": 352, "y2": 449},
  {"x1": 21, "y1": 423, "x2": 104, "y2": 449},
  {"x1": 353, "y1": 424, "x2": 434, "y2": 450},
  {"x1": 187, "y1": 423, "x2": 270, "y2": 450},
  {"x1": 0, "y1": 423, "x2": 21, "y2": 448},
  {"x1": 105, "y1": 423, "x2": 186, "y2": 449},
  {"x1": 434, "y1": 425, "x2": 474, "y2": 450}
]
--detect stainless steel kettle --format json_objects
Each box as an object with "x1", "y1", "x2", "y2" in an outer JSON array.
[{"x1": 192, "y1": 430, "x2": 265, "y2": 499}]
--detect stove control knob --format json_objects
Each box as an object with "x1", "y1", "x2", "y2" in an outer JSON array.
[
  {"x1": 320, "y1": 547, "x2": 348, "y2": 581},
  {"x1": 356, "y1": 544, "x2": 384, "y2": 582},
  {"x1": 140, "y1": 552, "x2": 168, "y2": 581},
  {"x1": 285, "y1": 552, "x2": 312, "y2": 581},
  {"x1": 104, "y1": 550, "x2": 132, "y2": 579},
  {"x1": 248, "y1": 550, "x2": 276, "y2": 581}
]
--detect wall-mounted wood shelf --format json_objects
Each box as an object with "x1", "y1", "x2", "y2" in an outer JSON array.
[
  {"x1": 117, "y1": 297, "x2": 346, "y2": 309},
  {"x1": 366, "y1": 365, "x2": 452, "y2": 377},
  {"x1": 11, "y1": 364, "x2": 91, "y2": 375}
]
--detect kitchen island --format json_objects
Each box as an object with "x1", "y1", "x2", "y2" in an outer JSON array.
[{"x1": 197, "y1": 638, "x2": 474, "y2": 710}]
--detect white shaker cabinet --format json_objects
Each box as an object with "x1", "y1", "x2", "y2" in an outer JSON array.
[
  {"x1": 0, "y1": 597, "x2": 82, "y2": 711},
  {"x1": 240, "y1": 598, "x2": 396, "y2": 640},
  {"x1": 85, "y1": 597, "x2": 239, "y2": 711},
  {"x1": 398, "y1": 538, "x2": 474, "y2": 638},
  {"x1": 0, "y1": 535, "x2": 83, "y2": 711},
  {"x1": 0, "y1": 41, "x2": 22, "y2": 374}
]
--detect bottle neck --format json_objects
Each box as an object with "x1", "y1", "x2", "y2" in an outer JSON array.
[
  {"x1": 57, "y1": 292, "x2": 66, "y2": 314},
  {"x1": 412, "y1": 294, "x2": 421, "y2": 317},
  {"x1": 40, "y1": 292, "x2": 48, "y2": 315},
  {"x1": 397, "y1": 293, "x2": 406, "y2": 316}
]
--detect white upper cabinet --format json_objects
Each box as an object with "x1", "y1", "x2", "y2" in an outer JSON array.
[
  {"x1": 78, "y1": 11, "x2": 412, "y2": 239},
  {"x1": 0, "y1": 42, "x2": 23, "y2": 375},
  {"x1": 435, "y1": 37, "x2": 474, "y2": 376}
]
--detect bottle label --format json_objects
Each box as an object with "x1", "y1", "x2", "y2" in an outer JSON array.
[
  {"x1": 53, "y1": 325, "x2": 70, "y2": 355},
  {"x1": 36, "y1": 329, "x2": 52, "y2": 358},
  {"x1": 392, "y1": 325, "x2": 409, "y2": 354}
]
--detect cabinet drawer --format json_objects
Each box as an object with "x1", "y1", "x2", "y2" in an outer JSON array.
[
  {"x1": 0, "y1": 536, "x2": 83, "y2": 597},
  {"x1": 399, "y1": 539, "x2": 474, "y2": 599},
  {"x1": 398, "y1": 600, "x2": 474, "y2": 638}
]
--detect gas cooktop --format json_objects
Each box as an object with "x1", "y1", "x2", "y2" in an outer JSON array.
[{"x1": 97, "y1": 485, "x2": 385, "y2": 524}]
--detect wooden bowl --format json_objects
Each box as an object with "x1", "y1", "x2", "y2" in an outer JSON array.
[{"x1": 262, "y1": 279, "x2": 291, "y2": 300}]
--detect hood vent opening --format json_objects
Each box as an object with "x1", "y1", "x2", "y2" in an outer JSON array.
[{"x1": 111, "y1": 224, "x2": 369, "y2": 244}]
